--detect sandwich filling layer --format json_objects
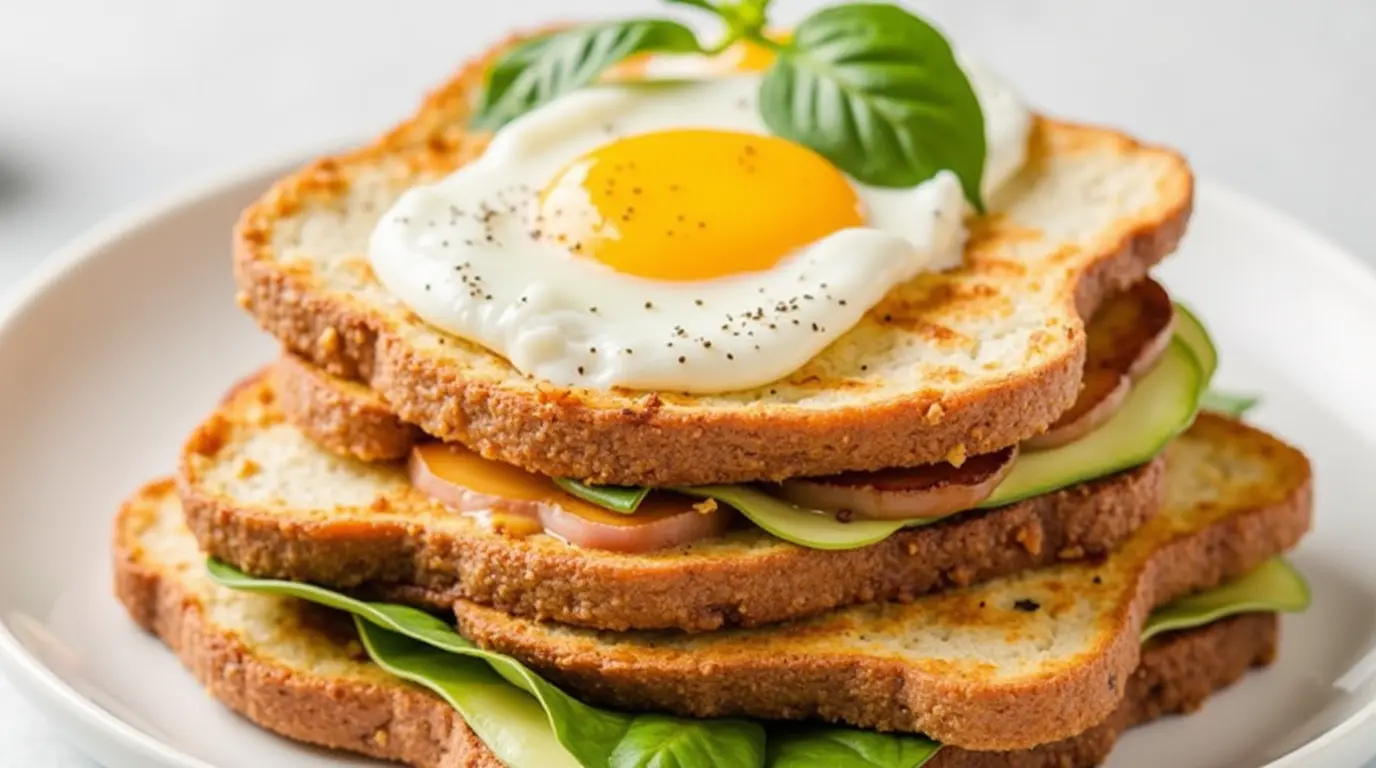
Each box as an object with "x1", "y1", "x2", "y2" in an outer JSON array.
[{"x1": 401, "y1": 282, "x2": 1202, "y2": 552}]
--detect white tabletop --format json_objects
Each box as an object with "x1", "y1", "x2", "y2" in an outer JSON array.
[{"x1": 1, "y1": 1, "x2": 1373, "y2": 765}]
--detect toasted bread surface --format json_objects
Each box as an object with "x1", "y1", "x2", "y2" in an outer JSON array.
[
  {"x1": 115, "y1": 479, "x2": 499, "y2": 768},
  {"x1": 273, "y1": 354, "x2": 421, "y2": 462},
  {"x1": 453, "y1": 414, "x2": 1311, "y2": 750},
  {"x1": 233, "y1": 31, "x2": 1194, "y2": 486},
  {"x1": 117, "y1": 478, "x2": 1276, "y2": 768},
  {"x1": 182, "y1": 374, "x2": 1162, "y2": 632}
]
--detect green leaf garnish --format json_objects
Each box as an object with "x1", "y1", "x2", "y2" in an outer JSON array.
[
  {"x1": 1142, "y1": 558, "x2": 1310, "y2": 642},
  {"x1": 554, "y1": 477, "x2": 651, "y2": 513},
  {"x1": 758, "y1": 3, "x2": 986, "y2": 208},
  {"x1": 472, "y1": 19, "x2": 704, "y2": 130},
  {"x1": 767, "y1": 726, "x2": 941, "y2": 767},
  {"x1": 472, "y1": 2, "x2": 986, "y2": 205},
  {"x1": 1200, "y1": 389, "x2": 1260, "y2": 418},
  {"x1": 207, "y1": 560, "x2": 766, "y2": 768},
  {"x1": 611, "y1": 714, "x2": 767, "y2": 768}
]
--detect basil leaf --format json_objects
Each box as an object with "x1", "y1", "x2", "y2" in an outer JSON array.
[
  {"x1": 613, "y1": 714, "x2": 766, "y2": 768},
  {"x1": 767, "y1": 726, "x2": 941, "y2": 768},
  {"x1": 473, "y1": 20, "x2": 703, "y2": 130},
  {"x1": 1141, "y1": 558, "x2": 1310, "y2": 642},
  {"x1": 554, "y1": 477, "x2": 651, "y2": 513},
  {"x1": 1200, "y1": 389, "x2": 1260, "y2": 418},
  {"x1": 478, "y1": 33, "x2": 561, "y2": 120},
  {"x1": 207, "y1": 560, "x2": 766, "y2": 768},
  {"x1": 759, "y1": 3, "x2": 986, "y2": 209}
]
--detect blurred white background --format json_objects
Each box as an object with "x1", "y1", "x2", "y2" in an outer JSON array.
[{"x1": 0, "y1": 1, "x2": 1373, "y2": 765}]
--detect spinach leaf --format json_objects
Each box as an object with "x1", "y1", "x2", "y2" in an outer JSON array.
[
  {"x1": 554, "y1": 478, "x2": 651, "y2": 513},
  {"x1": 767, "y1": 725, "x2": 941, "y2": 767},
  {"x1": 611, "y1": 714, "x2": 766, "y2": 768},
  {"x1": 356, "y1": 620, "x2": 581, "y2": 767},
  {"x1": 207, "y1": 560, "x2": 765, "y2": 768}
]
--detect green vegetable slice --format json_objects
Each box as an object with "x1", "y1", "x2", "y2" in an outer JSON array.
[
  {"x1": 553, "y1": 478, "x2": 650, "y2": 513},
  {"x1": 1142, "y1": 558, "x2": 1310, "y2": 642},
  {"x1": 758, "y1": 3, "x2": 987, "y2": 208},
  {"x1": 981, "y1": 338, "x2": 1203, "y2": 508},
  {"x1": 1173, "y1": 303, "x2": 1218, "y2": 383},
  {"x1": 206, "y1": 560, "x2": 766, "y2": 768},
  {"x1": 1175, "y1": 303, "x2": 1259, "y2": 417},
  {"x1": 678, "y1": 485, "x2": 926, "y2": 550},
  {"x1": 472, "y1": 20, "x2": 703, "y2": 130},
  {"x1": 566, "y1": 338, "x2": 1203, "y2": 545}
]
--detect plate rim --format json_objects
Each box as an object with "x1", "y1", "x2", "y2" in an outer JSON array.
[
  {"x1": 0, "y1": 165, "x2": 1371, "y2": 768},
  {"x1": 0, "y1": 152, "x2": 301, "y2": 768}
]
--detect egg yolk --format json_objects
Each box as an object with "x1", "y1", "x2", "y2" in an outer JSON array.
[{"x1": 537, "y1": 129, "x2": 863, "y2": 281}]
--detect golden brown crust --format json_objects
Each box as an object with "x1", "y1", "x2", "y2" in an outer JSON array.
[
  {"x1": 451, "y1": 415, "x2": 1312, "y2": 749},
  {"x1": 116, "y1": 479, "x2": 1276, "y2": 768},
  {"x1": 112, "y1": 480, "x2": 501, "y2": 768},
  {"x1": 272, "y1": 354, "x2": 421, "y2": 461},
  {"x1": 231, "y1": 32, "x2": 1195, "y2": 487},
  {"x1": 182, "y1": 374, "x2": 1165, "y2": 632},
  {"x1": 926, "y1": 613, "x2": 1276, "y2": 768}
]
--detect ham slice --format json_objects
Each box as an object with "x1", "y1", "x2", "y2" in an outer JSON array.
[{"x1": 410, "y1": 444, "x2": 732, "y2": 552}]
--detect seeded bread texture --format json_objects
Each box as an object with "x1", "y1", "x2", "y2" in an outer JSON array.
[
  {"x1": 453, "y1": 414, "x2": 1311, "y2": 750},
  {"x1": 116, "y1": 478, "x2": 1277, "y2": 768},
  {"x1": 233, "y1": 30, "x2": 1195, "y2": 486},
  {"x1": 182, "y1": 374, "x2": 1163, "y2": 632}
]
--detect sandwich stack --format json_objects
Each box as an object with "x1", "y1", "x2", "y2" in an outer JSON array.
[{"x1": 114, "y1": 7, "x2": 1314, "y2": 767}]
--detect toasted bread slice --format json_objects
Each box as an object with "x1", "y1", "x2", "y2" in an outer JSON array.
[
  {"x1": 118, "y1": 478, "x2": 1277, "y2": 768},
  {"x1": 452, "y1": 415, "x2": 1310, "y2": 750},
  {"x1": 273, "y1": 353, "x2": 421, "y2": 462},
  {"x1": 115, "y1": 479, "x2": 500, "y2": 767},
  {"x1": 182, "y1": 374, "x2": 1163, "y2": 632},
  {"x1": 233, "y1": 32, "x2": 1194, "y2": 487}
]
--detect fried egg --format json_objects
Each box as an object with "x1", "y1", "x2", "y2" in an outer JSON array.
[{"x1": 369, "y1": 58, "x2": 1030, "y2": 393}]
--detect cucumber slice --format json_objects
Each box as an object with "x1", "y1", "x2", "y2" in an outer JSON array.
[
  {"x1": 1173, "y1": 303, "x2": 1217, "y2": 383},
  {"x1": 980, "y1": 338, "x2": 1203, "y2": 508},
  {"x1": 1142, "y1": 558, "x2": 1310, "y2": 641},
  {"x1": 678, "y1": 485, "x2": 915, "y2": 550},
  {"x1": 691, "y1": 336, "x2": 1204, "y2": 548}
]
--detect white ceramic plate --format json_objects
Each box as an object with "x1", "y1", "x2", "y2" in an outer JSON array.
[{"x1": 0, "y1": 162, "x2": 1374, "y2": 768}]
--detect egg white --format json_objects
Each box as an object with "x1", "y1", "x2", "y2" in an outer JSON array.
[{"x1": 369, "y1": 68, "x2": 1029, "y2": 393}]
